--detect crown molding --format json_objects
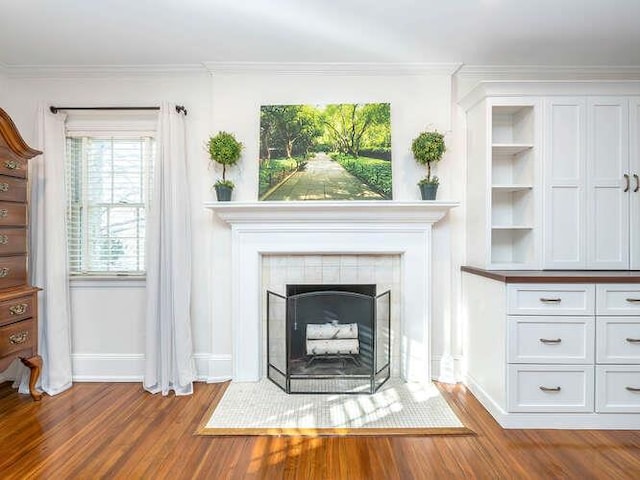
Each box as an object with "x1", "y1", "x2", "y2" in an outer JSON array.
[
  {"x1": 457, "y1": 65, "x2": 640, "y2": 80},
  {"x1": 203, "y1": 62, "x2": 462, "y2": 76},
  {"x1": 2, "y1": 63, "x2": 209, "y2": 78},
  {"x1": 459, "y1": 79, "x2": 640, "y2": 111}
]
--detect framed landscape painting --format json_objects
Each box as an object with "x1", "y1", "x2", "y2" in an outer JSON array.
[{"x1": 258, "y1": 103, "x2": 392, "y2": 201}]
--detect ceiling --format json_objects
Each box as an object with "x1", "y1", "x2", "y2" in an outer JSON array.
[{"x1": 1, "y1": 0, "x2": 640, "y2": 68}]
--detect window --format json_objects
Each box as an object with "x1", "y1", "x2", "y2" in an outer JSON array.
[{"x1": 66, "y1": 135, "x2": 155, "y2": 275}]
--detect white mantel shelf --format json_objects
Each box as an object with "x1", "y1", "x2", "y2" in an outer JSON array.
[{"x1": 205, "y1": 201, "x2": 459, "y2": 224}]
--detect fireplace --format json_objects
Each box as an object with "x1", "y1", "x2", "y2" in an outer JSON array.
[
  {"x1": 205, "y1": 201, "x2": 458, "y2": 384},
  {"x1": 267, "y1": 284, "x2": 391, "y2": 394}
]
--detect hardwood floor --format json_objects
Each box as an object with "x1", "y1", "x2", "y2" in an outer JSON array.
[{"x1": 1, "y1": 381, "x2": 639, "y2": 479}]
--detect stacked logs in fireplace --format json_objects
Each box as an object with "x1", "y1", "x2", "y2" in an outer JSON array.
[{"x1": 266, "y1": 284, "x2": 391, "y2": 394}]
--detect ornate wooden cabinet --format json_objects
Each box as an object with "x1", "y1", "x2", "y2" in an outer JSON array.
[{"x1": 0, "y1": 107, "x2": 42, "y2": 401}]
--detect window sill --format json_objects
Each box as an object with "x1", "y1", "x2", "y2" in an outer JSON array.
[{"x1": 69, "y1": 275, "x2": 146, "y2": 288}]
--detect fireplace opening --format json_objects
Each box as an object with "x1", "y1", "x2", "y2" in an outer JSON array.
[{"x1": 267, "y1": 284, "x2": 391, "y2": 394}]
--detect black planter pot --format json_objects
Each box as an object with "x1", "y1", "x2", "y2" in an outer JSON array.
[
  {"x1": 419, "y1": 183, "x2": 438, "y2": 200},
  {"x1": 215, "y1": 184, "x2": 233, "y2": 201}
]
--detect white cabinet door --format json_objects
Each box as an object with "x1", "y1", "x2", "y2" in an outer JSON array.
[
  {"x1": 630, "y1": 98, "x2": 640, "y2": 270},
  {"x1": 543, "y1": 98, "x2": 587, "y2": 269},
  {"x1": 586, "y1": 97, "x2": 629, "y2": 269}
]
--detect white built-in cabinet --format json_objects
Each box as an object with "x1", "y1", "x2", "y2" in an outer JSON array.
[
  {"x1": 465, "y1": 96, "x2": 541, "y2": 270},
  {"x1": 461, "y1": 82, "x2": 640, "y2": 271},
  {"x1": 544, "y1": 97, "x2": 638, "y2": 270}
]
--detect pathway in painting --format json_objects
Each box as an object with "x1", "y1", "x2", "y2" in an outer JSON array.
[{"x1": 262, "y1": 152, "x2": 385, "y2": 201}]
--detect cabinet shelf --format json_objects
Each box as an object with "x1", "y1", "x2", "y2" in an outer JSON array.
[
  {"x1": 492, "y1": 185, "x2": 533, "y2": 193},
  {"x1": 492, "y1": 144, "x2": 534, "y2": 156},
  {"x1": 492, "y1": 225, "x2": 534, "y2": 230}
]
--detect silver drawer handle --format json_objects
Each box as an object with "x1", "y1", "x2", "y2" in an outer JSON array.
[
  {"x1": 0, "y1": 267, "x2": 10, "y2": 278},
  {"x1": 540, "y1": 338, "x2": 562, "y2": 344},
  {"x1": 626, "y1": 386, "x2": 640, "y2": 392},
  {"x1": 540, "y1": 298, "x2": 562, "y2": 303},
  {"x1": 626, "y1": 338, "x2": 640, "y2": 344},
  {"x1": 0, "y1": 209, "x2": 7, "y2": 218},
  {"x1": 4, "y1": 160, "x2": 18, "y2": 170},
  {"x1": 0, "y1": 183, "x2": 9, "y2": 192},
  {"x1": 539, "y1": 386, "x2": 562, "y2": 392},
  {"x1": 9, "y1": 303, "x2": 27, "y2": 315},
  {"x1": 625, "y1": 298, "x2": 640, "y2": 303},
  {"x1": 9, "y1": 331, "x2": 28, "y2": 345},
  {"x1": 0, "y1": 234, "x2": 8, "y2": 245}
]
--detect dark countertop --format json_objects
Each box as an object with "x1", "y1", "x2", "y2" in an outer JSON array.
[{"x1": 461, "y1": 266, "x2": 640, "y2": 283}]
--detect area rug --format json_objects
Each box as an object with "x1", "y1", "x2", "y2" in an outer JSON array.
[{"x1": 196, "y1": 379, "x2": 473, "y2": 437}]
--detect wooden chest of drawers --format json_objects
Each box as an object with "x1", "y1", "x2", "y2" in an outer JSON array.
[{"x1": 0, "y1": 108, "x2": 43, "y2": 401}]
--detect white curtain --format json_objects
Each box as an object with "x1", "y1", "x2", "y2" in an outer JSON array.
[
  {"x1": 28, "y1": 104, "x2": 73, "y2": 395},
  {"x1": 144, "y1": 103, "x2": 195, "y2": 396}
]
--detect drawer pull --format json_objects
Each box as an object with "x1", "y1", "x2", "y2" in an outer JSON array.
[
  {"x1": 626, "y1": 338, "x2": 640, "y2": 344},
  {"x1": 0, "y1": 267, "x2": 10, "y2": 278},
  {"x1": 0, "y1": 183, "x2": 9, "y2": 192},
  {"x1": 539, "y1": 386, "x2": 561, "y2": 392},
  {"x1": 626, "y1": 387, "x2": 640, "y2": 392},
  {"x1": 625, "y1": 298, "x2": 640, "y2": 303},
  {"x1": 9, "y1": 303, "x2": 27, "y2": 315},
  {"x1": 0, "y1": 234, "x2": 8, "y2": 245},
  {"x1": 539, "y1": 338, "x2": 562, "y2": 344},
  {"x1": 0, "y1": 209, "x2": 7, "y2": 218},
  {"x1": 539, "y1": 297, "x2": 562, "y2": 303},
  {"x1": 4, "y1": 160, "x2": 18, "y2": 170},
  {"x1": 9, "y1": 331, "x2": 28, "y2": 344}
]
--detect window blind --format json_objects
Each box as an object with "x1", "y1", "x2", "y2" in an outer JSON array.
[{"x1": 66, "y1": 135, "x2": 155, "y2": 275}]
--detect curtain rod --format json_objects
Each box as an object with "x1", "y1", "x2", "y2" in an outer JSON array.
[{"x1": 49, "y1": 105, "x2": 187, "y2": 115}]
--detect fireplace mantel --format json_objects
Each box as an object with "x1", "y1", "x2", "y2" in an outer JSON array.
[
  {"x1": 205, "y1": 201, "x2": 458, "y2": 225},
  {"x1": 206, "y1": 200, "x2": 458, "y2": 383}
]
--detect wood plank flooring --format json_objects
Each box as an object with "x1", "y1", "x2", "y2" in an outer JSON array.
[{"x1": 1, "y1": 380, "x2": 639, "y2": 479}]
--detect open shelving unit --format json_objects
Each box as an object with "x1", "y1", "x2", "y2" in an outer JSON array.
[{"x1": 489, "y1": 105, "x2": 537, "y2": 267}]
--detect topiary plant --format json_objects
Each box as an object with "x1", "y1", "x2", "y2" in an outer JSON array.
[
  {"x1": 411, "y1": 130, "x2": 446, "y2": 185},
  {"x1": 207, "y1": 131, "x2": 243, "y2": 188}
]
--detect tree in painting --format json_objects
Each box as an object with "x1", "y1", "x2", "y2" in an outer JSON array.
[{"x1": 259, "y1": 103, "x2": 392, "y2": 201}]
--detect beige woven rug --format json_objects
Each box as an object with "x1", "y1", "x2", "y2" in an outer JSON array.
[{"x1": 197, "y1": 378, "x2": 473, "y2": 437}]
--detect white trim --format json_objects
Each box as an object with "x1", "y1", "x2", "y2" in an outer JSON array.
[
  {"x1": 2, "y1": 64, "x2": 209, "y2": 78},
  {"x1": 72, "y1": 353, "x2": 144, "y2": 382},
  {"x1": 203, "y1": 62, "x2": 461, "y2": 76},
  {"x1": 71, "y1": 353, "x2": 225, "y2": 382},
  {"x1": 69, "y1": 276, "x2": 146, "y2": 288},
  {"x1": 459, "y1": 80, "x2": 640, "y2": 111},
  {"x1": 432, "y1": 354, "x2": 464, "y2": 384},
  {"x1": 465, "y1": 374, "x2": 640, "y2": 429},
  {"x1": 457, "y1": 65, "x2": 640, "y2": 80}
]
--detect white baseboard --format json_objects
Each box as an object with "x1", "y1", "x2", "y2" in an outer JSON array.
[
  {"x1": 72, "y1": 353, "x2": 144, "y2": 382},
  {"x1": 72, "y1": 353, "x2": 232, "y2": 383},
  {"x1": 464, "y1": 374, "x2": 640, "y2": 430},
  {"x1": 431, "y1": 354, "x2": 464, "y2": 384}
]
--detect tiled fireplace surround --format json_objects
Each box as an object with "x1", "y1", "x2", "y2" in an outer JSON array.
[{"x1": 207, "y1": 201, "x2": 457, "y2": 383}]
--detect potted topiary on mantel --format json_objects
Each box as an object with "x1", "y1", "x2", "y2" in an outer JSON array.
[
  {"x1": 207, "y1": 131, "x2": 243, "y2": 201},
  {"x1": 411, "y1": 130, "x2": 446, "y2": 200}
]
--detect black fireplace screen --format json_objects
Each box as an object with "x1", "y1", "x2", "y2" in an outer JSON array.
[{"x1": 267, "y1": 284, "x2": 391, "y2": 394}]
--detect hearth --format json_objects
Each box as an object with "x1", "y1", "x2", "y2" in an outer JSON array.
[{"x1": 267, "y1": 284, "x2": 391, "y2": 394}]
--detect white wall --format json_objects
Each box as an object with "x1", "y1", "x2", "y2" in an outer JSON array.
[
  {"x1": 4, "y1": 73, "x2": 214, "y2": 380},
  {"x1": 3, "y1": 68, "x2": 467, "y2": 382},
  {"x1": 209, "y1": 71, "x2": 459, "y2": 380}
]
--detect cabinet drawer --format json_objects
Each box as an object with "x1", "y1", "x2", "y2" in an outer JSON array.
[
  {"x1": 596, "y1": 366, "x2": 640, "y2": 413},
  {"x1": 0, "y1": 228, "x2": 26, "y2": 255},
  {"x1": 508, "y1": 316, "x2": 594, "y2": 364},
  {"x1": 0, "y1": 148, "x2": 27, "y2": 178},
  {"x1": 507, "y1": 284, "x2": 595, "y2": 315},
  {"x1": 508, "y1": 365, "x2": 594, "y2": 412},
  {"x1": 0, "y1": 294, "x2": 35, "y2": 327},
  {"x1": 596, "y1": 284, "x2": 640, "y2": 315},
  {"x1": 0, "y1": 202, "x2": 26, "y2": 227},
  {"x1": 596, "y1": 317, "x2": 640, "y2": 364},
  {"x1": 0, "y1": 255, "x2": 27, "y2": 290},
  {"x1": 0, "y1": 176, "x2": 26, "y2": 203},
  {"x1": 0, "y1": 317, "x2": 35, "y2": 358}
]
